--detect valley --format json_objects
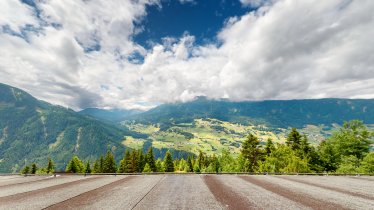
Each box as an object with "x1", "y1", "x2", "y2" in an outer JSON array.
[{"x1": 122, "y1": 118, "x2": 338, "y2": 156}]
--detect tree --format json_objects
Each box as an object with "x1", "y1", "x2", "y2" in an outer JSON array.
[
  {"x1": 103, "y1": 151, "x2": 116, "y2": 173},
  {"x1": 205, "y1": 155, "x2": 220, "y2": 173},
  {"x1": 330, "y1": 120, "x2": 372, "y2": 160},
  {"x1": 358, "y1": 152, "x2": 374, "y2": 173},
  {"x1": 65, "y1": 156, "x2": 84, "y2": 173},
  {"x1": 219, "y1": 149, "x2": 238, "y2": 172},
  {"x1": 85, "y1": 161, "x2": 92, "y2": 174},
  {"x1": 187, "y1": 156, "x2": 194, "y2": 172},
  {"x1": 265, "y1": 138, "x2": 275, "y2": 156},
  {"x1": 137, "y1": 150, "x2": 145, "y2": 173},
  {"x1": 46, "y1": 158, "x2": 54, "y2": 174},
  {"x1": 336, "y1": 155, "x2": 360, "y2": 174},
  {"x1": 146, "y1": 147, "x2": 156, "y2": 172},
  {"x1": 143, "y1": 163, "x2": 152, "y2": 173},
  {"x1": 164, "y1": 151, "x2": 174, "y2": 172},
  {"x1": 286, "y1": 128, "x2": 302, "y2": 150},
  {"x1": 156, "y1": 158, "x2": 164, "y2": 172},
  {"x1": 240, "y1": 134, "x2": 261, "y2": 172},
  {"x1": 31, "y1": 163, "x2": 37, "y2": 174},
  {"x1": 21, "y1": 165, "x2": 30, "y2": 174},
  {"x1": 119, "y1": 150, "x2": 130, "y2": 173},
  {"x1": 197, "y1": 150, "x2": 205, "y2": 171}
]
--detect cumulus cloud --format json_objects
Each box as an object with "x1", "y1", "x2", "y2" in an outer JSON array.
[{"x1": 0, "y1": 0, "x2": 374, "y2": 110}]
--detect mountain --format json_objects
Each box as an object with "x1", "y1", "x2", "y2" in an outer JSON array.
[
  {"x1": 128, "y1": 97, "x2": 374, "y2": 129},
  {"x1": 0, "y1": 83, "x2": 136, "y2": 172},
  {"x1": 0, "y1": 83, "x2": 194, "y2": 172},
  {"x1": 79, "y1": 108, "x2": 142, "y2": 122}
]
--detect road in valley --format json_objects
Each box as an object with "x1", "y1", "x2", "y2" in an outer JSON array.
[{"x1": 0, "y1": 174, "x2": 373, "y2": 210}]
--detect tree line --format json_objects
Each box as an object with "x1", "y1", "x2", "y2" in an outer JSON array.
[{"x1": 21, "y1": 120, "x2": 374, "y2": 174}]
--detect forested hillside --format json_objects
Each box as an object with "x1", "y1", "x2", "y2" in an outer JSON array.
[
  {"x1": 0, "y1": 83, "x2": 133, "y2": 172},
  {"x1": 128, "y1": 97, "x2": 374, "y2": 128}
]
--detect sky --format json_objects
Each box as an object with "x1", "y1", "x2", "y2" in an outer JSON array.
[{"x1": 0, "y1": 0, "x2": 374, "y2": 110}]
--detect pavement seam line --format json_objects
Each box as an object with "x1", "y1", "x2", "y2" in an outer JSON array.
[{"x1": 130, "y1": 175, "x2": 165, "y2": 210}]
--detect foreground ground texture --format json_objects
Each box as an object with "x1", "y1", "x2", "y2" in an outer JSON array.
[{"x1": 0, "y1": 174, "x2": 373, "y2": 210}]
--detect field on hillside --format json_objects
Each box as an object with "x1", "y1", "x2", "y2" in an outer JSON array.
[
  {"x1": 0, "y1": 174, "x2": 373, "y2": 209},
  {"x1": 122, "y1": 118, "x2": 337, "y2": 156}
]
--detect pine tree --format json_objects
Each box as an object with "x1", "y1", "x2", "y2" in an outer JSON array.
[
  {"x1": 129, "y1": 150, "x2": 138, "y2": 173},
  {"x1": 265, "y1": 138, "x2": 275, "y2": 156},
  {"x1": 66, "y1": 156, "x2": 84, "y2": 173},
  {"x1": 300, "y1": 135, "x2": 312, "y2": 157},
  {"x1": 164, "y1": 151, "x2": 174, "y2": 172},
  {"x1": 146, "y1": 147, "x2": 156, "y2": 172},
  {"x1": 119, "y1": 150, "x2": 130, "y2": 173},
  {"x1": 46, "y1": 158, "x2": 55, "y2": 174},
  {"x1": 197, "y1": 150, "x2": 205, "y2": 171},
  {"x1": 187, "y1": 156, "x2": 194, "y2": 172},
  {"x1": 286, "y1": 128, "x2": 302, "y2": 150},
  {"x1": 93, "y1": 158, "x2": 101, "y2": 173},
  {"x1": 137, "y1": 150, "x2": 145, "y2": 173},
  {"x1": 99, "y1": 156, "x2": 105, "y2": 173},
  {"x1": 156, "y1": 158, "x2": 164, "y2": 172},
  {"x1": 240, "y1": 134, "x2": 261, "y2": 172},
  {"x1": 103, "y1": 151, "x2": 116, "y2": 173},
  {"x1": 31, "y1": 163, "x2": 37, "y2": 174},
  {"x1": 143, "y1": 163, "x2": 152, "y2": 173},
  {"x1": 85, "y1": 161, "x2": 92, "y2": 173}
]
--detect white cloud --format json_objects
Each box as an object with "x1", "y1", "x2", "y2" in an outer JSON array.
[
  {"x1": 178, "y1": 0, "x2": 196, "y2": 5},
  {"x1": 239, "y1": 0, "x2": 272, "y2": 7},
  {"x1": 0, "y1": 0, "x2": 374, "y2": 110},
  {"x1": 0, "y1": 0, "x2": 39, "y2": 33}
]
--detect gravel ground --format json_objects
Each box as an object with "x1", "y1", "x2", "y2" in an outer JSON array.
[
  {"x1": 0, "y1": 174, "x2": 372, "y2": 210},
  {"x1": 0, "y1": 175, "x2": 123, "y2": 210},
  {"x1": 212, "y1": 175, "x2": 308, "y2": 210},
  {"x1": 246, "y1": 175, "x2": 374, "y2": 209},
  {"x1": 134, "y1": 175, "x2": 221, "y2": 210}
]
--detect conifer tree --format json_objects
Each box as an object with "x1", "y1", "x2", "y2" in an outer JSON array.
[
  {"x1": 129, "y1": 150, "x2": 138, "y2": 173},
  {"x1": 137, "y1": 150, "x2": 145, "y2": 173},
  {"x1": 197, "y1": 150, "x2": 205, "y2": 171},
  {"x1": 119, "y1": 150, "x2": 130, "y2": 173},
  {"x1": 164, "y1": 151, "x2": 174, "y2": 172},
  {"x1": 156, "y1": 158, "x2": 164, "y2": 172},
  {"x1": 240, "y1": 134, "x2": 261, "y2": 172},
  {"x1": 187, "y1": 156, "x2": 194, "y2": 172},
  {"x1": 143, "y1": 163, "x2": 152, "y2": 173},
  {"x1": 99, "y1": 156, "x2": 105, "y2": 173},
  {"x1": 286, "y1": 128, "x2": 302, "y2": 150},
  {"x1": 66, "y1": 156, "x2": 84, "y2": 173},
  {"x1": 146, "y1": 147, "x2": 156, "y2": 172},
  {"x1": 46, "y1": 158, "x2": 55, "y2": 174},
  {"x1": 31, "y1": 163, "x2": 37, "y2": 174},
  {"x1": 103, "y1": 150, "x2": 116, "y2": 173},
  {"x1": 265, "y1": 138, "x2": 275, "y2": 156},
  {"x1": 93, "y1": 158, "x2": 101, "y2": 173},
  {"x1": 85, "y1": 161, "x2": 92, "y2": 174}
]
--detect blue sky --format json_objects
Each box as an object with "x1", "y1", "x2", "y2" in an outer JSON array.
[
  {"x1": 134, "y1": 0, "x2": 249, "y2": 47},
  {"x1": 0, "y1": 0, "x2": 373, "y2": 110}
]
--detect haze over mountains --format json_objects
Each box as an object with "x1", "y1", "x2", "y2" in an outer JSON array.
[{"x1": 1, "y1": 83, "x2": 374, "y2": 172}]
